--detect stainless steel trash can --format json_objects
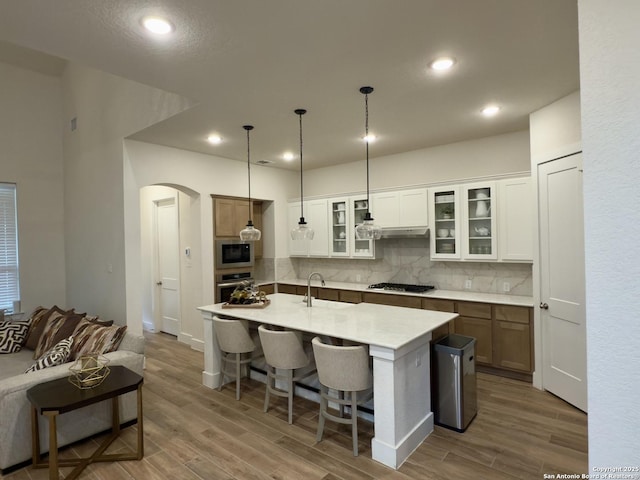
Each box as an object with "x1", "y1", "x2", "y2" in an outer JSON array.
[{"x1": 432, "y1": 334, "x2": 477, "y2": 432}]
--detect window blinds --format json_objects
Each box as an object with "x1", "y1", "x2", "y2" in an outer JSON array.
[{"x1": 0, "y1": 183, "x2": 19, "y2": 313}]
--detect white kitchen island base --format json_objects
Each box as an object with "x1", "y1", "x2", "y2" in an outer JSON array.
[{"x1": 199, "y1": 293, "x2": 456, "y2": 470}]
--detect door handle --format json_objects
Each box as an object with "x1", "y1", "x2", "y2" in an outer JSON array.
[
  {"x1": 539, "y1": 302, "x2": 549, "y2": 309},
  {"x1": 156, "y1": 281, "x2": 163, "y2": 286}
]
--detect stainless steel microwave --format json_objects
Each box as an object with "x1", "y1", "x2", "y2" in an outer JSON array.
[{"x1": 215, "y1": 239, "x2": 254, "y2": 269}]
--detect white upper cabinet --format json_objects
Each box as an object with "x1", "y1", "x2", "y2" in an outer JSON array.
[
  {"x1": 498, "y1": 177, "x2": 533, "y2": 262},
  {"x1": 287, "y1": 199, "x2": 329, "y2": 257},
  {"x1": 462, "y1": 182, "x2": 498, "y2": 260},
  {"x1": 428, "y1": 186, "x2": 461, "y2": 260},
  {"x1": 350, "y1": 196, "x2": 376, "y2": 258},
  {"x1": 329, "y1": 197, "x2": 350, "y2": 257},
  {"x1": 371, "y1": 188, "x2": 428, "y2": 229}
]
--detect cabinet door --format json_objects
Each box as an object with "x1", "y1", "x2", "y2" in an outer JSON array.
[
  {"x1": 329, "y1": 198, "x2": 350, "y2": 257},
  {"x1": 498, "y1": 177, "x2": 533, "y2": 262},
  {"x1": 234, "y1": 200, "x2": 250, "y2": 236},
  {"x1": 214, "y1": 198, "x2": 236, "y2": 237},
  {"x1": 429, "y1": 186, "x2": 461, "y2": 259},
  {"x1": 455, "y1": 316, "x2": 492, "y2": 365},
  {"x1": 307, "y1": 199, "x2": 329, "y2": 257},
  {"x1": 350, "y1": 196, "x2": 376, "y2": 258},
  {"x1": 288, "y1": 202, "x2": 308, "y2": 256},
  {"x1": 399, "y1": 188, "x2": 428, "y2": 227},
  {"x1": 371, "y1": 191, "x2": 399, "y2": 228},
  {"x1": 462, "y1": 182, "x2": 497, "y2": 260},
  {"x1": 493, "y1": 321, "x2": 532, "y2": 372}
]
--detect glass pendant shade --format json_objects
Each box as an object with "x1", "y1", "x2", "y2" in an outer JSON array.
[
  {"x1": 290, "y1": 109, "x2": 314, "y2": 240},
  {"x1": 239, "y1": 125, "x2": 261, "y2": 241},
  {"x1": 355, "y1": 212, "x2": 382, "y2": 240},
  {"x1": 355, "y1": 86, "x2": 381, "y2": 240}
]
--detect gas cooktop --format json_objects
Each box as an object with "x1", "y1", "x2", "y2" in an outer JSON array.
[{"x1": 367, "y1": 282, "x2": 435, "y2": 293}]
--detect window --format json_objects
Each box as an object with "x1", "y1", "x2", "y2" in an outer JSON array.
[{"x1": 0, "y1": 183, "x2": 19, "y2": 313}]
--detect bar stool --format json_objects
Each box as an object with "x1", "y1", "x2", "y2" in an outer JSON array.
[
  {"x1": 258, "y1": 324, "x2": 315, "y2": 424},
  {"x1": 213, "y1": 316, "x2": 256, "y2": 400},
  {"x1": 311, "y1": 336, "x2": 373, "y2": 456}
]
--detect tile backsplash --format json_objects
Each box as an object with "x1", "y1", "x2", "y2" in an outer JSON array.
[{"x1": 257, "y1": 237, "x2": 532, "y2": 296}]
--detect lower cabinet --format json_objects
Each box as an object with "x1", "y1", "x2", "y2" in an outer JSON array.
[
  {"x1": 455, "y1": 302, "x2": 493, "y2": 365},
  {"x1": 274, "y1": 284, "x2": 533, "y2": 379},
  {"x1": 493, "y1": 305, "x2": 532, "y2": 372}
]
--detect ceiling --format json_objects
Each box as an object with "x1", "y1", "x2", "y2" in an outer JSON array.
[{"x1": 0, "y1": 0, "x2": 579, "y2": 170}]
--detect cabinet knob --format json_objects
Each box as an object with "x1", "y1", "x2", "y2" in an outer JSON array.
[
  {"x1": 156, "y1": 281, "x2": 163, "y2": 286},
  {"x1": 539, "y1": 302, "x2": 549, "y2": 310}
]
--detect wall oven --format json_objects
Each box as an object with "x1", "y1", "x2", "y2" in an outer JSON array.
[
  {"x1": 215, "y1": 271, "x2": 254, "y2": 303},
  {"x1": 215, "y1": 239, "x2": 254, "y2": 269}
]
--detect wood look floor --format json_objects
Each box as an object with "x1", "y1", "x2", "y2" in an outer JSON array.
[{"x1": 2, "y1": 332, "x2": 588, "y2": 480}]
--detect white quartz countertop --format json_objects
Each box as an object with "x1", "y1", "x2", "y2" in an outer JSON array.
[
  {"x1": 260, "y1": 279, "x2": 534, "y2": 307},
  {"x1": 198, "y1": 293, "x2": 457, "y2": 350}
]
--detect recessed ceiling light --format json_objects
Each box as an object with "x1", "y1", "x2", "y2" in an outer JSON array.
[
  {"x1": 141, "y1": 16, "x2": 174, "y2": 35},
  {"x1": 430, "y1": 57, "x2": 456, "y2": 71},
  {"x1": 283, "y1": 152, "x2": 294, "y2": 161},
  {"x1": 207, "y1": 134, "x2": 222, "y2": 144},
  {"x1": 363, "y1": 134, "x2": 376, "y2": 143},
  {"x1": 481, "y1": 105, "x2": 501, "y2": 117}
]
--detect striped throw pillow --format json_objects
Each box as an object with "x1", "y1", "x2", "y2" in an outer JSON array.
[{"x1": 25, "y1": 337, "x2": 74, "y2": 373}]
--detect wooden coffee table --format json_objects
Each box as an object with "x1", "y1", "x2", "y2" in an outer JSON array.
[{"x1": 26, "y1": 365, "x2": 144, "y2": 480}]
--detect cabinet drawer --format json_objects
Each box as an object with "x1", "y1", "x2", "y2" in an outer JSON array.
[
  {"x1": 339, "y1": 290, "x2": 362, "y2": 304},
  {"x1": 318, "y1": 288, "x2": 340, "y2": 301},
  {"x1": 259, "y1": 284, "x2": 275, "y2": 295},
  {"x1": 494, "y1": 305, "x2": 530, "y2": 324},
  {"x1": 297, "y1": 286, "x2": 318, "y2": 297},
  {"x1": 422, "y1": 298, "x2": 455, "y2": 312},
  {"x1": 362, "y1": 292, "x2": 422, "y2": 309},
  {"x1": 457, "y1": 302, "x2": 492, "y2": 319},
  {"x1": 277, "y1": 284, "x2": 298, "y2": 295}
]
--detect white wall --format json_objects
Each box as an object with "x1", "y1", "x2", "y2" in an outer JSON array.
[
  {"x1": 123, "y1": 139, "x2": 298, "y2": 346},
  {"x1": 304, "y1": 130, "x2": 531, "y2": 197},
  {"x1": 61, "y1": 63, "x2": 194, "y2": 329},
  {"x1": 0, "y1": 60, "x2": 66, "y2": 313},
  {"x1": 578, "y1": 0, "x2": 640, "y2": 468}
]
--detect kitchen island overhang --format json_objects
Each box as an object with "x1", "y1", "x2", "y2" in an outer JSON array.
[{"x1": 198, "y1": 293, "x2": 458, "y2": 469}]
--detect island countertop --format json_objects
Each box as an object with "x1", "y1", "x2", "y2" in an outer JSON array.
[{"x1": 198, "y1": 293, "x2": 458, "y2": 350}]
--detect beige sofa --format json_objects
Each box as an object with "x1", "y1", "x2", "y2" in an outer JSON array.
[{"x1": 0, "y1": 331, "x2": 144, "y2": 472}]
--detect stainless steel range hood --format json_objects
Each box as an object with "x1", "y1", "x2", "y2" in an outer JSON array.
[{"x1": 379, "y1": 226, "x2": 429, "y2": 238}]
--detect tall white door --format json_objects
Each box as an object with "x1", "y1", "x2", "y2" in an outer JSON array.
[
  {"x1": 155, "y1": 198, "x2": 181, "y2": 336},
  {"x1": 538, "y1": 152, "x2": 587, "y2": 411}
]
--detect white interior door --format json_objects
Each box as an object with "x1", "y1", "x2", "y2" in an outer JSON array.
[
  {"x1": 538, "y1": 152, "x2": 587, "y2": 411},
  {"x1": 155, "y1": 198, "x2": 181, "y2": 336}
]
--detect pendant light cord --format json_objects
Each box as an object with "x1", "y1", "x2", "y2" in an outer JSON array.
[
  {"x1": 243, "y1": 125, "x2": 254, "y2": 223},
  {"x1": 297, "y1": 110, "x2": 305, "y2": 221},
  {"x1": 365, "y1": 91, "x2": 370, "y2": 211}
]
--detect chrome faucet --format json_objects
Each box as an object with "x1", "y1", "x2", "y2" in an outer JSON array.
[{"x1": 306, "y1": 272, "x2": 325, "y2": 307}]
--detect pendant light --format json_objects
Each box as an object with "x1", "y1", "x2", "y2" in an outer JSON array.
[
  {"x1": 355, "y1": 86, "x2": 382, "y2": 240},
  {"x1": 290, "y1": 109, "x2": 315, "y2": 240},
  {"x1": 239, "y1": 125, "x2": 261, "y2": 241}
]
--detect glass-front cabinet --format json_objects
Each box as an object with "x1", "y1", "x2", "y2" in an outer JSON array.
[
  {"x1": 429, "y1": 186, "x2": 461, "y2": 259},
  {"x1": 330, "y1": 197, "x2": 350, "y2": 257},
  {"x1": 350, "y1": 196, "x2": 375, "y2": 258},
  {"x1": 463, "y1": 182, "x2": 497, "y2": 260}
]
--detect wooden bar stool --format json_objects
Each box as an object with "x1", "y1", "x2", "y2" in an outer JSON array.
[
  {"x1": 258, "y1": 324, "x2": 315, "y2": 424},
  {"x1": 311, "y1": 336, "x2": 373, "y2": 456},
  {"x1": 213, "y1": 316, "x2": 256, "y2": 400}
]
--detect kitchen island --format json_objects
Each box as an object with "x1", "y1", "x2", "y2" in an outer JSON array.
[{"x1": 198, "y1": 293, "x2": 458, "y2": 469}]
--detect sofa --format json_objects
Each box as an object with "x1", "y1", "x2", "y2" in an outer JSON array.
[{"x1": 0, "y1": 307, "x2": 145, "y2": 472}]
